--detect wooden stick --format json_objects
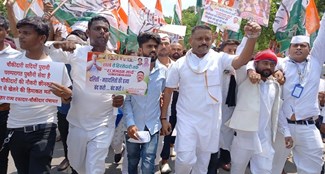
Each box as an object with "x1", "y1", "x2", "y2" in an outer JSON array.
[{"x1": 50, "y1": 0, "x2": 69, "y2": 16}]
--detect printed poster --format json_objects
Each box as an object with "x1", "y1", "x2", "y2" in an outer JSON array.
[
  {"x1": 86, "y1": 52, "x2": 151, "y2": 95},
  {"x1": 0, "y1": 59, "x2": 65, "y2": 106},
  {"x1": 205, "y1": 0, "x2": 272, "y2": 27},
  {"x1": 202, "y1": 1, "x2": 242, "y2": 32}
]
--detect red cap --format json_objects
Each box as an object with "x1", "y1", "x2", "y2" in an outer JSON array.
[{"x1": 254, "y1": 49, "x2": 277, "y2": 64}]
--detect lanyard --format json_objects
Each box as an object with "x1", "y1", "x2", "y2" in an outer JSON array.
[{"x1": 290, "y1": 59, "x2": 308, "y2": 85}]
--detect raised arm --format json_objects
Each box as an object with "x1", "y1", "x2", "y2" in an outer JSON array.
[
  {"x1": 6, "y1": 0, "x2": 19, "y2": 37},
  {"x1": 310, "y1": 15, "x2": 325, "y2": 64},
  {"x1": 231, "y1": 22, "x2": 261, "y2": 69}
]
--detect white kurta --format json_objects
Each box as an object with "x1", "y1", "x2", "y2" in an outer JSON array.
[
  {"x1": 166, "y1": 49, "x2": 234, "y2": 152},
  {"x1": 231, "y1": 80, "x2": 276, "y2": 174}
]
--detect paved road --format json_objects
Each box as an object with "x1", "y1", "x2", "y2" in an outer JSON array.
[{"x1": 7, "y1": 139, "x2": 301, "y2": 174}]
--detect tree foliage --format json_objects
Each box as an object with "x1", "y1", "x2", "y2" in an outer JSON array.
[
  {"x1": 0, "y1": 0, "x2": 6, "y2": 17},
  {"x1": 316, "y1": 0, "x2": 325, "y2": 17}
]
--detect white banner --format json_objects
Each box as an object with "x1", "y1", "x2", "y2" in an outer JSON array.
[{"x1": 0, "y1": 59, "x2": 65, "y2": 106}]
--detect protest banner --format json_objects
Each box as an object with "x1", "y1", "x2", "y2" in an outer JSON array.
[
  {"x1": 231, "y1": 0, "x2": 272, "y2": 27},
  {"x1": 0, "y1": 59, "x2": 65, "y2": 106},
  {"x1": 86, "y1": 52, "x2": 151, "y2": 95},
  {"x1": 201, "y1": 1, "x2": 242, "y2": 32}
]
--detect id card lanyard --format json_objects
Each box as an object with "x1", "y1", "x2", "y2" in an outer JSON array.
[{"x1": 290, "y1": 59, "x2": 308, "y2": 98}]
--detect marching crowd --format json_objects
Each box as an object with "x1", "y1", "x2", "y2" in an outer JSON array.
[{"x1": 1, "y1": 1, "x2": 325, "y2": 174}]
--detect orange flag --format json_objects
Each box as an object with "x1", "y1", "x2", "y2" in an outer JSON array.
[
  {"x1": 305, "y1": 0, "x2": 320, "y2": 34},
  {"x1": 155, "y1": 0, "x2": 166, "y2": 24}
]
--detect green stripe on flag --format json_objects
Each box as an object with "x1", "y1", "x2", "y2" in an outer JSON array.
[
  {"x1": 275, "y1": 0, "x2": 305, "y2": 52},
  {"x1": 173, "y1": 4, "x2": 181, "y2": 25}
]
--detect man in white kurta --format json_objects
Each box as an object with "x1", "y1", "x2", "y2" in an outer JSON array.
[
  {"x1": 160, "y1": 23, "x2": 261, "y2": 174},
  {"x1": 228, "y1": 49, "x2": 281, "y2": 174},
  {"x1": 276, "y1": 15, "x2": 325, "y2": 174},
  {"x1": 46, "y1": 16, "x2": 124, "y2": 174}
]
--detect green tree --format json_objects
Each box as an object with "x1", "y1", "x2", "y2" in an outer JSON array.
[
  {"x1": 316, "y1": 0, "x2": 325, "y2": 17},
  {"x1": 164, "y1": 16, "x2": 172, "y2": 24},
  {"x1": 181, "y1": 6, "x2": 197, "y2": 49},
  {"x1": 0, "y1": 0, "x2": 6, "y2": 17}
]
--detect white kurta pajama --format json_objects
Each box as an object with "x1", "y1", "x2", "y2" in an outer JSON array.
[
  {"x1": 47, "y1": 45, "x2": 116, "y2": 174},
  {"x1": 166, "y1": 49, "x2": 235, "y2": 174},
  {"x1": 229, "y1": 78, "x2": 278, "y2": 174},
  {"x1": 276, "y1": 15, "x2": 325, "y2": 174}
]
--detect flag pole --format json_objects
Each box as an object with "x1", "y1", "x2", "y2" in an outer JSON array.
[{"x1": 50, "y1": 0, "x2": 69, "y2": 16}]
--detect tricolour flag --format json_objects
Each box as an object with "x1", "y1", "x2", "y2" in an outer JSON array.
[
  {"x1": 273, "y1": 0, "x2": 319, "y2": 52},
  {"x1": 48, "y1": 0, "x2": 127, "y2": 50},
  {"x1": 13, "y1": 0, "x2": 44, "y2": 20},
  {"x1": 196, "y1": 0, "x2": 203, "y2": 25},
  {"x1": 155, "y1": 0, "x2": 166, "y2": 25},
  {"x1": 126, "y1": 0, "x2": 167, "y2": 52},
  {"x1": 172, "y1": 0, "x2": 182, "y2": 25}
]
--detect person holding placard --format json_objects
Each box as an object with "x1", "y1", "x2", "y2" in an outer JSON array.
[
  {"x1": 47, "y1": 16, "x2": 124, "y2": 174},
  {"x1": 4, "y1": 16, "x2": 72, "y2": 174}
]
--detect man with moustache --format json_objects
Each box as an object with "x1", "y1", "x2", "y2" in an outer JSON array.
[
  {"x1": 249, "y1": 15, "x2": 325, "y2": 174},
  {"x1": 276, "y1": 33, "x2": 325, "y2": 173},
  {"x1": 124, "y1": 32, "x2": 166, "y2": 174},
  {"x1": 46, "y1": 16, "x2": 124, "y2": 174},
  {"x1": 161, "y1": 22, "x2": 261, "y2": 174},
  {"x1": 127, "y1": 71, "x2": 147, "y2": 95},
  {"x1": 227, "y1": 49, "x2": 281, "y2": 174},
  {"x1": 159, "y1": 41, "x2": 184, "y2": 174},
  {"x1": 156, "y1": 33, "x2": 172, "y2": 69},
  {"x1": 169, "y1": 42, "x2": 184, "y2": 61}
]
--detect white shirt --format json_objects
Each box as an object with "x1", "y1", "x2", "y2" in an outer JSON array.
[
  {"x1": 8, "y1": 53, "x2": 72, "y2": 128},
  {"x1": 278, "y1": 15, "x2": 325, "y2": 137},
  {"x1": 0, "y1": 43, "x2": 21, "y2": 59},
  {"x1": 47, "y1": 45, "x2": 115, "y2": 130},
  {"x1": 166, "y1": 49, "x2": 234, "y2": 152}
]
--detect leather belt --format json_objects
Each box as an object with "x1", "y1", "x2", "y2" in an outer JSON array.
[
  {"x1": 287, "y1": 118, "x2": 315, "y2": 125},
  {"x1": 0, "y1": 103, "x2": 10, "y2": 111},
  {"x1": 9, "y1": 123, "x2": 56, "y2": 133}
]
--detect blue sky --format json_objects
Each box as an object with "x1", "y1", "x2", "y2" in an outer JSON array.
[{"x1": 121, "y1": 0, "x2": 196, "y2": 17}]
